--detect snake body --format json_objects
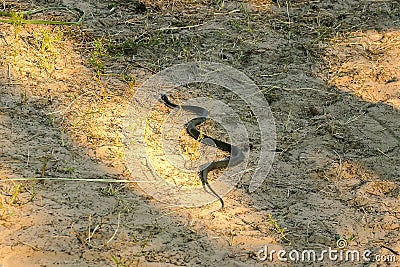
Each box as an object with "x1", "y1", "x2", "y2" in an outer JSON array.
[{"x1": 161, "y1": 94, "x2": 244, "y2": 209}]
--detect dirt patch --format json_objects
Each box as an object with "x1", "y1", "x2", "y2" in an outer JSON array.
[
  {"x1": 326, "y1": 30, "x2": 400, "y2": 108},
  {"x1": 0, "y1": 0, "x2": 399, "y2": 266}
]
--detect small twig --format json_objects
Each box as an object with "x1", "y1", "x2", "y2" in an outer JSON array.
[
  {"x1": 376, "y1": 148, "x2": 391, "y2": 159},
  {"x1": 285, "y1": 0, "x2": 291, "y2": 24},
  {"x1": 382, "y1": 245, "x2": 399, "y2": 256},
  {"x1": 281, "y1": 86, "x2": 337, "y2": 95},
  {"x1": 344, "y1": 111, "x2": 366, "y2": 125},
  {"x1": 260, "y1": 73, "x2": 282, "y2": 77},
  {"x1": 214, "y1": 9, "x2": 241, "y2": 15},
  {"x1": 7, "y1": 64, "x2": 11, "y2": 81},
  {"x1": 20, "y1": 241, "x2": 40, "y2": 251},
  {"x1": 107, "y1": 212, "x2": 121, "y2": 244},
  {"x1": 87, "y1": 217, "x2": 101, "y2": 246},
  {"x1": 26, "y1": 149, "x2": 30, "y2": 166},
  {"x1": 250, "y1": 85, "x2": 337, "y2": 99},
  {"x1": 0, "y1": 177, "x2": 157, "y2": 183},
  {"x1": 156, "y1": 23, "x2": 204, "y2": 32}
]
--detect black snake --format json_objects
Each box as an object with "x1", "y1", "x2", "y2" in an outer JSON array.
[{"x1": 161, "y1": 94, "x2": 244, "y2": 209}]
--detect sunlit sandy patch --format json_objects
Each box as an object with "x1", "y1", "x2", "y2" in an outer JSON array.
[
  {"x1": 361, "y1": 180, "x2": 398, "y2": 197},
  {"x1": 325, "y1": 30, "x2": 400, "y2": 109},
  {"x1": 241, "y1": 0, "x2": 273, "y2": 11},
  {"x1": 142, "y1": 96, "x2": 230, "y2": 188},
  {"x1": 0, "y1": 23, "x2": 134, "y2": 174},
  {"x1": 323, "y1": 160, "x2": 378, "y2": 181}
]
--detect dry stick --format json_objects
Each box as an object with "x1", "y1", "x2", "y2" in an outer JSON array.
[
  {"x1": 156, "y1": 23, "x2": 204, "y2": 32},
  {"x1": 0, "y1": 177, "x2": 156, "y2": 183},
  {"x1": 87, "y1": 215, "x2": 99, "y2": 245},
  {"x1": 344, "y1": 111, "x2": 366, "y2": 125},
  {"x1": 107, "y1": 212, "x2": 121, "y2": 244},
  {"x1": 20, "y1": 241, "x2": 40, "y2": 251},
  {"x1": 280, "y1": 86, "x2": 338, "y2": 95},
  {"x1": 376, "y1": 148, "x2": 391, "y2": 159},
  {"x1": 26, "y1": 149, "x2": 30, "y2": 166},
  {"x1": 7, "y1": 64, "x2": 11, "y2": 81},
  {"x1": 381, "y1": 245, "x2": 400, "y2": 256},
  {"x1": 249, "y1": 85, "x2": 337, "y2": 99}
]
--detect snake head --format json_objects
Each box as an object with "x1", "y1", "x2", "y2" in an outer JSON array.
[{"x1": 160, "y1": 93, "x2": 178, "y2": 108}]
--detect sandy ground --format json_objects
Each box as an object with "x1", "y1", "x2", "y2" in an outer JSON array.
[{"x1": 0, "y1": 0, "x2": 399, "y2": 266}]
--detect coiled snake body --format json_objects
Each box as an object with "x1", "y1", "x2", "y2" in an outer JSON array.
[{"x1": 161, "y1": 94, "x2": 244, "y2": 209}]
